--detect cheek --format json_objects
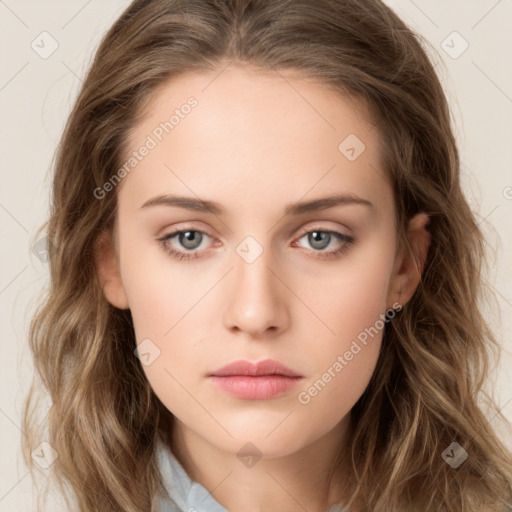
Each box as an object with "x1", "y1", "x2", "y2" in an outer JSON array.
[
  {"x1": 293, "y1": 338, "x2": 381, "y2": 448},
  {"x1": 118, "y1": 239, "x2": 218, "y2": 404},
  {"x1": 118, "y1": 230, "x2": 204, "y2": 339},
  {"x1": 295, "y1": 236, "x2": 395, "y2": 354},
  {"x1": 290, "y1": 239, "x2": 394, "y2": 419}
]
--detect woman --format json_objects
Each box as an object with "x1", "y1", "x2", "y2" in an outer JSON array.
[{"x1": 23, "y1": 1, "x2": 512, "y2": 511}]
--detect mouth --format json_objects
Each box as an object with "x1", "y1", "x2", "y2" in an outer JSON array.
[{"x1": 208, "y1": 359, "x2": 304, "y2": 400}]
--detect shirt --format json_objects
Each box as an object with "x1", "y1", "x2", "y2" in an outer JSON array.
[{"x1": 152, "y1": 434, "x2": 348, "y2": 512}]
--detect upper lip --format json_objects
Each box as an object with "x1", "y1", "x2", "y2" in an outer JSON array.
[{"x1": 209, "y1": 359, "x2": 303, "y2": 378}]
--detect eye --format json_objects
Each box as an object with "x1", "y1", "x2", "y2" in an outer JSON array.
[
  {"x1": 157, "y1": 226, "x2": 355, "y2": 262},
  {"x1": 293, "y1": 228, "x2": 354, "y2": 259},
  {"x1": 157, "y1": 229, "x2": 214, "y2": 261}
]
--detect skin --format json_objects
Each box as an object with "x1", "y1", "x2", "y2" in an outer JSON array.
[{"x1": 95, "y1": 63, "x2": 430, "y2": 512}]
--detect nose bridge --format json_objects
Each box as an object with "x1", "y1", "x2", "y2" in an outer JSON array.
[{"x1": 222, "y1": 234, "x2": 289, "y2": 336}]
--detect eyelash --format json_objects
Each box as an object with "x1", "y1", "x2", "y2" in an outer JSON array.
[{"x1": 157, "y1": 226, "x2": 355, "y2": 262}]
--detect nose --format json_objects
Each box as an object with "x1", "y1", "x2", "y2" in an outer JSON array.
[{"x1": 222, "y1": 244, "x2": 290, "y2": 339}]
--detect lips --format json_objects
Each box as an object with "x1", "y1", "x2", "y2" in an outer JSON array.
[
  {"x1": 209, "y1": 359, "x2": 303, "y2": 378},
  {"x1": 208, "y1": 359, "x2": 303, "y2": 400}
]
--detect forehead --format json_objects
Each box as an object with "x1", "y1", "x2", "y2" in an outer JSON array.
[{"x1": 120, "y1": 64, "x2": 391, "y2": 218}]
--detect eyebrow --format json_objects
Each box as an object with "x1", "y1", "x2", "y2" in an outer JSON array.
[{"x1": 140, "y1": 193, "x2": 374, "y2": 215}]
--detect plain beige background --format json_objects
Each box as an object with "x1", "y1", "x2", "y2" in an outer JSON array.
[{"x1": 1, "y1": 0, "x2": 511, "y2": 510}]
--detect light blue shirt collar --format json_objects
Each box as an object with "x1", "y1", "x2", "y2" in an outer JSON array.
[{"x1": 153, "y1": 434, "x2": 348, "y2": 512}]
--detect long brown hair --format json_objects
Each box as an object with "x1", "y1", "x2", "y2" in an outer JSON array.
[{"x1": 22, "y1": 0, "x2": 512, "y2": 510}]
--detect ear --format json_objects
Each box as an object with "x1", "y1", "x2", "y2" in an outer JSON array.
[
  {"x1": 387, "y1": 213, "x2": 430, "y2": 308},
  {"x1": 93, "y1": 230, "x2": 130, "y2": 310}
]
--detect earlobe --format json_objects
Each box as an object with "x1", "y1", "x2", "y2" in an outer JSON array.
[
  {"x1": 93, "y1": 230, "x2": 130, "y2": 310},
  {"x1": 387, "y1": 213, "x2": 430, "y2": 308}
]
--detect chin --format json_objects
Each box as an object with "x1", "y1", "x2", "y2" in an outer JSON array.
[{"x1": 203, "y1": 412, "x2": 325, "y2": 459}]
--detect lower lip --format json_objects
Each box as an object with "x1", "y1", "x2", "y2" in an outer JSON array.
[{"x1": 209, "y1": 375, "x2": 302, "y2": 400}]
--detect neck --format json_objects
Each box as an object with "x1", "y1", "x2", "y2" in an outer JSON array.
[{"x1": 166, "y1": 415, "x2": 352, "y2": 512}]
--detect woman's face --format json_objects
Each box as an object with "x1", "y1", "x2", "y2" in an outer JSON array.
[{"x1": 103, "y1": 64, "x2": 414, "y2": 458}]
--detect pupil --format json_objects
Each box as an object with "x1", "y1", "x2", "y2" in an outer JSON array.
[
  {"x1": 310, "y1": 231, "x2": 329, "y2": 249},
  {"x1": 181, "y1": 231, "x2": 201, "y2": 249}
]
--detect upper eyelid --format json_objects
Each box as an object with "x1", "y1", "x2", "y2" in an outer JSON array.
[
  {"x1": 162, "y1": 218, "x2": 352, "y2": 235},
  {"x1": 296, "y1": 224, "x2": 350, "y2": 236},
  {"x1": 161, "y1": 227, "x2": 213, "y2": 240}
]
